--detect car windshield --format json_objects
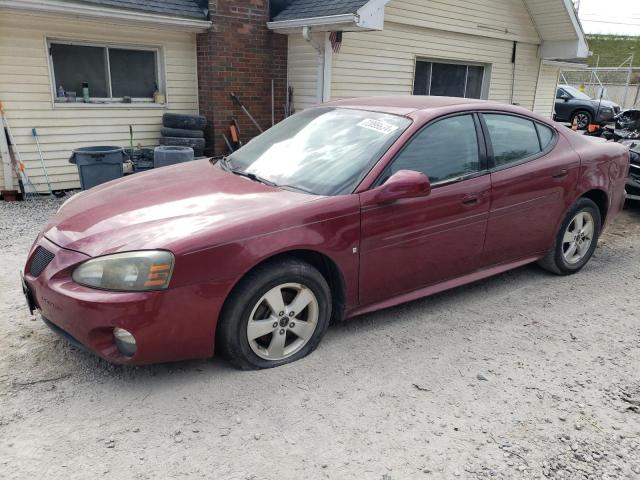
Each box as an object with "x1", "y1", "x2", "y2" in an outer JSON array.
[
  {"x1": 561, "y1": 85, "x2": 592, "y2": 100},
  {"x1": 226, "y1": 107, "x2": 411, "y2": 196}
]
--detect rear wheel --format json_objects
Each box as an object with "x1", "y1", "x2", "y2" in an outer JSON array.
[
  {"x1": 538, "y1": 198, "x2": 601, "y2": 275},
  {"x1": 571, "y1": 110, "x2": 592, "y2": 130},
  {"x1": 216, "y1": 259, "x2": 331, "y2": 369}
]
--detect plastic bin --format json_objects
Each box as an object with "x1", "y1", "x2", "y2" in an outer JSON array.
[
  {"x1": 69, "y1": 146, "x2": 126, "y2": 190},
  {"x1": 154, "y1": 146, "x2": 194, "y2": 168},
  {"x1": 125, "y1": 147, "x2": 155, "y2": 172}
]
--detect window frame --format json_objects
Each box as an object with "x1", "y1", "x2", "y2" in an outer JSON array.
[
  {"x1": 478, "y1": 112, "x2": 559, "y2": 172},
  {"x1": 413, "y1": 58, "x2": 491, "y2": 100},
  {"x1": 47, "y1": 38, "x2": 165, "y2": 105},
  {"x1": 372, "y1": 112, "x2": 490, "y2": 189}
]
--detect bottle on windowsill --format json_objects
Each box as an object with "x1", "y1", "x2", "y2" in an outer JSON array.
[{"x1": 82, "y1": 82, "x2": 90, "y2": 103}]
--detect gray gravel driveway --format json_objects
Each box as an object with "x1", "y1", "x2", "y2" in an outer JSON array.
[{"x1": 1, "y1": 197, "x2": 639, "y2": 480}]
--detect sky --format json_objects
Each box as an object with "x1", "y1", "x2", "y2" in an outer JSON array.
[{"x1": 575, "y1": 0, "x2": 640, "y2": 35}]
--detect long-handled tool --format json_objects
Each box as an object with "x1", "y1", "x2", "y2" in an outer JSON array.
[
  {"x1": 230, "y1": 92, "x2": 263, "y2": 133},
  {"x1": 2, "y1": 127, "x2": 25, "y2": 198},
  {"x1": 31, "y1": 128, "x2": 55, "y2": 196},
  {"x1": 1, "y1": 101, "x2": 38, "y2": 200}
]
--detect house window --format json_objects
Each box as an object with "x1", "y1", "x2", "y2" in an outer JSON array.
[
  {"x1": 413, "y1": 60, "x2": 486, "y2": 99},
  {"x1": 49, "y1": 41, "x2": 162, "y2": 102}
]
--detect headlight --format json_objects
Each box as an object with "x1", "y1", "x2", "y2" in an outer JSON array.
[{"x1": 72, "y1": 251, "x2": 174, "y2": 291}]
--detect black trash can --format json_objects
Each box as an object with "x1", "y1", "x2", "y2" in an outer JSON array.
[{"x1": 69, "y1": 146, "x2": 126, "y2": 190}]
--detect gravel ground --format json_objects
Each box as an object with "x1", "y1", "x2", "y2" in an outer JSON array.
[{"x1": 1, "y1": 196, "x2": 639, "y2": 480}]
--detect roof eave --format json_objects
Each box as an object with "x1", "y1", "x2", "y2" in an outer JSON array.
[
  {"x1": 532, "y1": 0, "x2": 589, "y2": 60},
  {"x1": 540, "y1": 38, "x2": 589, "y2": 60},
  {"x1": 0, "y1": 0, "x2": 212, "y2": 32},
  {"x1": 268, "y1": 0, "x2": 390, "y2": 33},
  {"x1": 267, "y1": 14, "x2": 360, "y2": 32}
]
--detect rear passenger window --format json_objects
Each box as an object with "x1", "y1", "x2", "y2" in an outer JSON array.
[
  {"x1": 386, "y1": 114, "x2": 480, "y2": 184},
  {"x1": 484, "y1": 114, "x2": 541, "y2": 167},
  {"x1": 536, "y1": 123, "x2": 555, "y2": 150}
]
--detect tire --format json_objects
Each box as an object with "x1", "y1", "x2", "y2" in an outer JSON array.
[
  {"x1": 159, "y1": 137, "x2": 205, "y2": 156},
  {"x1": 162, "y1": 113, "x2": 207, "y2": 130},
  {"x1": 216, "y1": 258, "x2": 332, "y2": 370},
  {"x1": 538, "y1": 198, "x2": 602, "y2": 275},
  {"x1": 160, "y1": 127, "x2": 204, "y2": 139},
  {"x1": 571, "y1": 110, "x2": 592, "y2": 130}
]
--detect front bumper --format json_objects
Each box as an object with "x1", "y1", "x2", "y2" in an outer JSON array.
[
  {"x1": 22, "y1": 237, "x2": 228, "y2": 365},
  {"x1": 595, "y1": 111, "x2": 616, "y2": 124}
]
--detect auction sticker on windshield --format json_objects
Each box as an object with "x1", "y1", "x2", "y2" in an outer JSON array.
[{"x1": 357, "y1": 118, "x2": 400, "y2": 135}]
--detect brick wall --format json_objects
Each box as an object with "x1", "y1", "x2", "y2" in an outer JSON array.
[{"x1": 197, "y1": 0, "x2": 288, "y2": 156}]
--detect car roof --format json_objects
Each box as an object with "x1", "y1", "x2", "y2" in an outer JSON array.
[{"x1": 323, "y1": 96, "x2": 505, "y2": 115}]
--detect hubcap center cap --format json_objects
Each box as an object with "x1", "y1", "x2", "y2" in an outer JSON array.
[{"x1": 279, "y1": 317, "x2": 289, "y2": 328}]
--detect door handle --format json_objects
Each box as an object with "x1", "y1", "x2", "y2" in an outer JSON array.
[
  {"x1": 462, "y1": 195, "x2": 479, "y2": 206},
  {"x1": 552, "y1": 169, "x2": 568, "y2": 179}
]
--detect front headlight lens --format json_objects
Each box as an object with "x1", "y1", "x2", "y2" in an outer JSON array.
[{"x1": 72, "y1": 251, "x2": 175, "y2": 291}]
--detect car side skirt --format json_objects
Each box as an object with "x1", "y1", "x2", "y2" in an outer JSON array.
[{"x1": 345, "y1": 255, "x2": 542, "y2": 319}]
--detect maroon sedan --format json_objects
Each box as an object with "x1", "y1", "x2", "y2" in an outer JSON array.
[{"x1": 22, "y1": 97, "x2": 629, "y2": 369}]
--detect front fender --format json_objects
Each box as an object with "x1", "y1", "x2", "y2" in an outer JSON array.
[{"x1": 174, "y1": 195, "x2": 361, "y2": 308}]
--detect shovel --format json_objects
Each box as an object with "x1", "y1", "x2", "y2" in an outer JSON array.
[
  {"x1": 32, "y1": 128, "x2": 65, "y2": 197},
  {"x1": 230, "y1": 93, "x2": 263, "y2": 133}
]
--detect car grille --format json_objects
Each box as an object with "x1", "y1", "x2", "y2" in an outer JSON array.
[{"x1": 29, "y1": 246, "x2": 55, "y2": 277}]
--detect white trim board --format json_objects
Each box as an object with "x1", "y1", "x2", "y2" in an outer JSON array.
[
  {"x1": 0, "y1": 0, "x2": 212, "y2": 32},
  {"x1": 268, "y1": 0, "x2": 391, "y2": 32}
]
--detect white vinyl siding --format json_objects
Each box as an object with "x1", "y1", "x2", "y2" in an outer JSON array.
[
  {"x1": 533, "y1": 63, "x2": 561, "y2": 117},
  {"x1": 287, "y1": 34, "x2": 322, "y2": 112},
  {"x1": 330, "y1": 22, "x2": 543, "y2": 105},
  {"x1": 384, "y1": 0, "x2": 540, "y2": 44},
  {"x1": 512, "y1": 42, "x2": 542, "y2": 110},
  {"x1": 0, "y1": 11, "x2": 199, "y2": 191}
]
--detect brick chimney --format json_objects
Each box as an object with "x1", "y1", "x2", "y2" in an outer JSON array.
[{"x1": 197, "y1": 0, "x2": 288, "y2": 156}]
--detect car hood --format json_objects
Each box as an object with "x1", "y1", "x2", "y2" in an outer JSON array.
[
  {"x1": 591, "y1": 99, "x2": 618, "y2": 109},
  {"x1": 44, "y1": 159, "x2": 319, "y2": 257}
]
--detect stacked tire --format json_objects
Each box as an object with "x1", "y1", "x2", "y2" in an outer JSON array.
[{"x1": 160, "y1": 113, "x2": 206, "y2": 157}]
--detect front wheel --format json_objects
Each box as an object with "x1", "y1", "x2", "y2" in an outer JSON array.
[
  {"x1": 538, "y1": 198, "x2": 601, "y2": 275},
  {"x1": 571, "y1": 110, "x2": 592, "y2": 130},
  {"x1": 216, "y1": 259, "x2": 332, "y2": 369}
]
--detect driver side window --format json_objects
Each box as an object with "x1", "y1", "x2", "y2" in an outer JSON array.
[{"x1": 384, "y1": 114, "x2": 481, "y2": 184}]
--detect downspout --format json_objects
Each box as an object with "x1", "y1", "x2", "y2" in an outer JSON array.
[
  {"x1": 510, "y1": 41, "x2": 518, "y2": 105},
  {"x1": 302, "y1": 26, "x2": 325, "y2": 104}
]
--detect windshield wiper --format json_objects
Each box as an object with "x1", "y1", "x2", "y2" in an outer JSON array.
[
  {"x1": 215, "y1": 156, "x2": 231, "y2": 171},
  {"x1": 217, "y1": 156, "x2": 273, "y2": 186},
  {"x1": 230, "y1": 168, "x2": 277, "y2": 187},
  {"x1": 277, "y1": 184, "x2": 316, "y2": 195},
  {"x1": 217, "y1": 157, "x2": 312, "y2": 192}
]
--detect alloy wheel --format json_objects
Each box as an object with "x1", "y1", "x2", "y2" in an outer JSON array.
[
  {"x1": 562, "y1": 211, "x2": 595, "y2": 264},
  {"x1": 246, "y1": 283, "x2": 319, "y2": 361},
  {"x1": 574, "y1": 112, "x2": 590, "y2": 129}
]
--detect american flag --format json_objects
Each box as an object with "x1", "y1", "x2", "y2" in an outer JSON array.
[{"x1": 329, "y1": 31, "x2": 342, "y2": 53}]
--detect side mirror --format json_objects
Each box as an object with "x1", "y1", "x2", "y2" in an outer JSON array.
[{"x1": 371, "y1": 170, "x2": 431, "y2": 204}]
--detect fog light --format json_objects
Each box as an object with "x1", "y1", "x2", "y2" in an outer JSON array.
[{"x1": 113, "y1": 327, "x2": 137, "y2": 357}]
